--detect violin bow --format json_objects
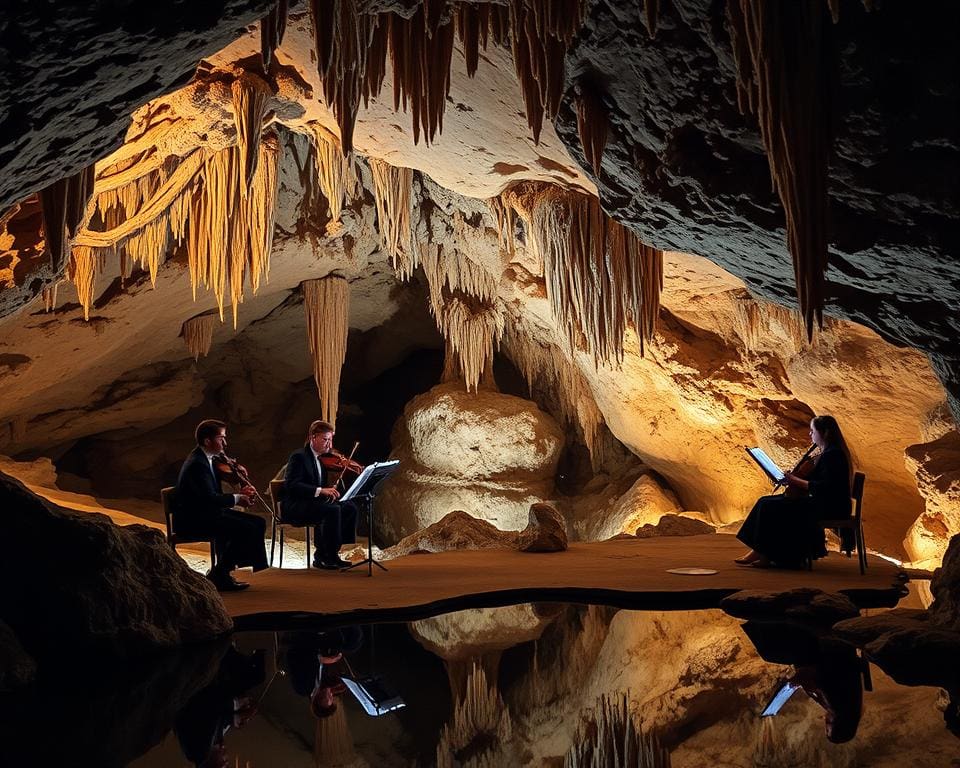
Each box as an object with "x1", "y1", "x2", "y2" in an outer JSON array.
[{"x1": 336, "y1": 441, "x2": 361, "y2": 492}]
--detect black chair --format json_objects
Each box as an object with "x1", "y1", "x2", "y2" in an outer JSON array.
[
  {"x1": 812, "y1": 471, "x2": 868, "y2": 574},
  {"x1": 161, "y1": 486, "x2": 216, "y2": 566},
  {"x1": 269, "y1": 479, "x2": 311, "y2": 568}
]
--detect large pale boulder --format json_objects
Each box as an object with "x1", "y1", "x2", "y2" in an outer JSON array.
[
  {"x1": 518, "y1": 502, "x2": 568, "y2": 552},
  {"x1": 0, "y1": 472, "x2": 232, "y2": 666},
  {"x1": 378, "y1": 382, "x2": 564, "y2": 543}
]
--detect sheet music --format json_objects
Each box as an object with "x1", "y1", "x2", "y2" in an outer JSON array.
[
  {"x1": 339, "y1": 459, "x2": 400, "y2": 501},
  {"x1": 745, "y1": 447, "x2": 785, "y2": 483}
]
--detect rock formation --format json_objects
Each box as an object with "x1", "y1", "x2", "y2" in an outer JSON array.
[
  {"x1": 517, "y1": 501, "x2": 568, "y2": 552},
  {"x1": 0, "y1": 471, "x2": 232, "y2": 677}
]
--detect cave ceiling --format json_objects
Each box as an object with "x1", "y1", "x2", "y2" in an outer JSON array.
[{"x1": 0, "y1": 1, "x2": 958, "y2": 566}]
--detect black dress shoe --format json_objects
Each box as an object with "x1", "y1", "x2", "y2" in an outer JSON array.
[
  {"x1": 208, "y1": 572, "x2": 250, "y2": 591},
  {"x1": 313, "y1": 557, "x2": 349, "y2": 570}
]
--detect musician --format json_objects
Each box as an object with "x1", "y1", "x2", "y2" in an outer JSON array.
[
  {"x1": 175, "y1": 419, "x2": 268, "y2": 591},
  {"x1": 283, "y1": 420, "x2": 358, "y2": 570},
  {"x1": 736, "y1": 415, "x2": 853, "y2": 568}
]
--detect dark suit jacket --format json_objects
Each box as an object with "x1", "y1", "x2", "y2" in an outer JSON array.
[
  {"x1": 175, "y1": 446, "x2": 237, "y2": 535},
  {"x1": 282, "y1": 446, "x2": 329, "y2": 520}
]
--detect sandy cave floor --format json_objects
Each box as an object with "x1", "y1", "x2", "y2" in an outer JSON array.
[{"x1": 219, "y1": 535, "x2": 905, "y2": 629}]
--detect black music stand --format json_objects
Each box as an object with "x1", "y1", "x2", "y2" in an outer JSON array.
[{"x1": 342, "y1": 460, "x2": 399, "y2": 577}]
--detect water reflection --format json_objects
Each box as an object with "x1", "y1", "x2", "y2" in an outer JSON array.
[{"x1": 2, "y1": 603, "x2": 957, "y2": 767}]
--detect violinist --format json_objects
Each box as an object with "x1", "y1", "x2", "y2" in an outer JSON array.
[
  {"x1": 282, "y1": 420, "x2": 359, "y2": 570},
  {"x1": 735, "y1": 415, "x2": 854, "y2": 569},
  {"x1": 174, "y1": 419, "x2": 269, "y2": 591}
]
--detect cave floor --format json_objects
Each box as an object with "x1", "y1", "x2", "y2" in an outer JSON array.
[{"x1": 221, "y1": 534, "x2": 905, "y2": 629}]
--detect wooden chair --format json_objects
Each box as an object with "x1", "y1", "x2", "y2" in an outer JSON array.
[
  {"x1": 814, "y1": 471, "x2": 868, "y2": 574},
  {"x1": 161, "y1": 486, "x2": 216, "y2": 566},
  {"x1": 269, "y1": 479, "x2": 312, "y2": 568}
]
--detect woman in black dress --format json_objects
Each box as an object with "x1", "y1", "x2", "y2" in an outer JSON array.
[{"x1": 736, "y1": 415, "x2": 853, "y2": 568}]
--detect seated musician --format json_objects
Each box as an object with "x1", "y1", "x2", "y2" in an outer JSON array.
[
  {"x1": 283, "y1": 420, "x2": 358, "y2": 570},
  {"x1": 736, "y1": 415, "x2": 854, "y2": 568},
  {"x1": 174, "y1": 419, "x2": 268, "y2": 591}
]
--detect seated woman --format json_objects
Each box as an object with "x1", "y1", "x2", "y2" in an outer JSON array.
[{"x1": 736, "y1": 414, "x2": 853, "y2": 568}]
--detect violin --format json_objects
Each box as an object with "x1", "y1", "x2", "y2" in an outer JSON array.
[
  {"x1": 213, "y1": 452, "x2": 273, "y2": 514},
  {"x1": 319, "y1": 442, "x2": 364, "y2": 490},
  {"x1": 781, "y1": 444, "x2": 819, "y2": 498}
]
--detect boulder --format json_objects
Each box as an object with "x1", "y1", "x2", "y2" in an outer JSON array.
[
  {"x1": 0, "y1": 472, "x2": 232, "y2": 666},
  {"x1": 930, "y1": 533, "x2": 960, "y2": 631},
  {"x1": 635, "y1": 514, "x2": 715, "y2": 539},
  {"x1": 518, "y1": 502, "x2": 568, "y2": 553},
  {"x1": 378, "y1": 383, "x2": 564, "y2": 542},
  {"x1": 381, "y1": 510, "x2": 517, "y2": 559}
]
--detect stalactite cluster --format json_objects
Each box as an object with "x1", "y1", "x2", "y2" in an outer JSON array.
[
  {"x1": 564, "y1": 693, "x2": 669, "y2": 768},
  {"x1": 499, "y1": 185, "x2": 663, "y2": 368},
  {"x1": 41, "y1": 282, "x2": 58, "y2": 313},
  {"x1": 310, "y1": 0, "x2": 383, "y2": 155},
  {"x1": 509, "y1": 0, "x2": 587, "y2": 143},
  {"x1": 368, "y1": 157, "x2": 416, "y2": 277},
  {"x1": 73, "y1": 135, "x2": 279, "y2": 325},
  {"x1": 574, "y1": 81, "x2": 608, "y2": 176},
  {"x1": 186, "y1": 137, "x2": 280, "y2": 326},
  {"x1": 302, "y1": 275, "x2": 350, "y2": 424},
  {"x1": 260, "y1": 0, "x2": 289, "y2": 70},
  {"x1": 39, "y1": 164, "x2": 96, "y2": 270},
  {"x1": 181, "y1": 313, "x2": 217, "y2": 361},
  {"x1": 503, "y1": 325, "x2": 605, "y2": 464},
  {"x1": 726, "y1": 0, "x2": 832, "y2": 340},
  {"x1": 307, "y1": 0, "x2": 589, "y2": 154},
  {"x1": 307, "y1": 125, "x2": 358, "y2": 223},
  {"x1": 67, "y1": 246, "x2": 102, "y2": 321},
  {"x1": 436, "y1": 661, "x2": 512, "y2": 768}
]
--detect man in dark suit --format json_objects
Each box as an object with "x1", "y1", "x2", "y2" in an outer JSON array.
[
  {"x1": 283, "y1": 420, "x2": 357, "y2": 569},
  {"x1": 175, "y1": 419, "x2": 268, "y2": 591}
]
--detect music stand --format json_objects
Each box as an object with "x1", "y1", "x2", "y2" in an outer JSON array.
[{"x1": 341, "y1": 460, "x2": 399, "y2": 576}]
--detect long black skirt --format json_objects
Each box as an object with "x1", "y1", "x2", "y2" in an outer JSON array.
[{"x1": 736, "y1": 495, "x2": 827, "y2": 567}]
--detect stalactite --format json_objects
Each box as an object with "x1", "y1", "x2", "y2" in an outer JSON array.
[
  {"x1": 388, "y1": 5, "x2": 456, "y2": 145},
  {"x1": 726, "y1": 0, "x2": 832, "y2": 341},
  {"x1": 564, "y1": 693, "x2": 669, "y2": 768},
  {"x1": 311, "y1": 0, "x2": 381, "y2": 155},
  {"x1": 436, "y1": 661, "x2": 512, "y2": 768},
  {"x1": 574, "y1": 80, "x2": 608, "y2": 176},
  {"x1": 42, "y1": 282, "x2": 58, "y2": 313},
  {"x1": 369, "y1": 157, "x2": 416, "y2": 277},
  {"x1": 509, "y1": 0, "x2": 587, "y2": 144},
  {"x1": 435, "y1": 293, "x2": 503, "y2": 393},
  {"x1": 303, "y1": 275, "x2": 350, "y2": 425},
  {"x1": 733, "y1": 290, "x2": 824, "y2": 354},
  {"x1": 181, "y1": 313, "x2": 217, "y2": 361},
  {"x1": 68, "y1": 246, "x2": 98, "y2": 321},
  {"x1": 39, "y1": 164, "x2": 96, "y2": 270},
  {"x1": 503, "y1": 325, "x2": 604, "y2": 464},
  {"x1": 487, "y1": 195, "x2": 516, "y2": 260},
  {"x1": 260, "y1": 0, "x2": 289, "y2": 70},
  {"x1": 500, "y1": 185, "x2": 662, "y2": 367},
  {"x1": 307, "y1": 125, "x2": 357, "y2": 223},
  {"x1": 231, "y1": 75, "x2": 271, "y2": 193},
  {"x1": 640, "y1": 0, "x2": 660, "y2": 37}
]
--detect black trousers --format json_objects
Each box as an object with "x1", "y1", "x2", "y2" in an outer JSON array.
[
  {"x1": 179, "y1": 508, "x2": 268, "y2": 573},
  {"x1": 284, "y1": 500, "x2": 357, "y2": 561}
]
